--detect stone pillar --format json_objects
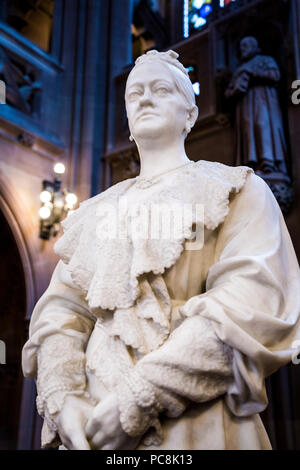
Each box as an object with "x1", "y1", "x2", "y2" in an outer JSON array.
[{"x1": 106, "y1": 0, "x2": 134, "y2": 154}]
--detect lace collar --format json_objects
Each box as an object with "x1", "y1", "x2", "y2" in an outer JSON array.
[{"x1": 54, "y1": 161, "x2": 253, "y2": 315}]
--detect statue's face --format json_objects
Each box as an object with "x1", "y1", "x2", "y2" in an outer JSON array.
[
  {"x1": 240, "y1": 37, "x2": 258, "y2": 60},
  {"x1": 125, "y1": 61, "x2": 190, "y2": 142}
]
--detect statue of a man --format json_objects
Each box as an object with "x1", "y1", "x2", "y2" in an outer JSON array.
[
  {"x1": 22, "y1": 50, "x2": 300, "y2": 450},
  {"x1": 225, "y1": 36, "x2": 288, "y2": 175}
]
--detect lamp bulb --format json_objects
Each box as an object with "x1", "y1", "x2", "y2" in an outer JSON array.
[
  {"x1": 65, "y1": 192, "x2": 78, "y2": 208},
  {"x1": 54, "y1": 162, "x2": 66, "y2": 175},
  {"x1": 40, "y1": 190, "x2": 52, "y2": 203},
  {"x1": 39, "y1": 206, "x2": 51, "y2": 220}
]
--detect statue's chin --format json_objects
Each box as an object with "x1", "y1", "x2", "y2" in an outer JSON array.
[
  {"x1": 241, "y1": 51, "x2": 256, "y2": 61},
  {"x1": 134, "y1": 125, "x2": 166, "y2": 141}
]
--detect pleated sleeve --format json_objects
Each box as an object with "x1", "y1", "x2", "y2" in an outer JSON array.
[{"x1": 21, "y1": 259, "x2": 97, "y2": 447}]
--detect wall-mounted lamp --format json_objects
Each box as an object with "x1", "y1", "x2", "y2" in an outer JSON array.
[{"x1": 39, "y1": 162, "x2": 78, "y2": 240}]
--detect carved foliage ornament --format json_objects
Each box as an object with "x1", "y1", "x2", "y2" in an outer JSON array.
[{"x1": 0, "y1": 45, "x2": 41, "y2": 115}]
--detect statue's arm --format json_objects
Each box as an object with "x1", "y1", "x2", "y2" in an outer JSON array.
[
  {"x1": 225, "y1": 71, "x2": 250, "y2": 97},
  {"x1": 84, "y1": 314, "x2": 233, "y2": 448},
  {"x1": 127, "y1": 306, "x2": 234, "y2": 423},
  {"x1": 117, "y1": 172, "x2": 300, "y2": 433},
  {"x1": 239, "y1": 56, "x2": 280, "y2": 82},
  {"x1": 22, "y1": 260, "x2": 96, "y2": 447}
]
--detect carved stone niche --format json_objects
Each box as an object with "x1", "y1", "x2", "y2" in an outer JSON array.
[
  {"x1": 0, "y1": 45, "x2": 41, "y2": 116},
  {"x1": 214, "y1": 0, "x2": 294, "y2": 214}
]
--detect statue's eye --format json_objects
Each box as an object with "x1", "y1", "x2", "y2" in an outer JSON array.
[
  {"x1": 128, "y1": 90, "x2": 142, "y2": 100},
  {"x1": 155, "y1": 87, "x2": 169, "y2": 95}
]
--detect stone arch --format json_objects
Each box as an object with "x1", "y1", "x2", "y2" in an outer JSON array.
[
  {"x1": 0, "y1": 170, "x2": 40, "y2": 449},
  {"x1": 0, "y1": 179, "x2": 36, "y2": 319}
]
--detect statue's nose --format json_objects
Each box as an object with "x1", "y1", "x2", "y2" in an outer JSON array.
[{"x1": 140, "y1": 90, "x2": 153, "y2": 106}]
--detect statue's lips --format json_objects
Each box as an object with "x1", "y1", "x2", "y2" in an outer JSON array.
[{"x1": 137, "y1": 112, "x2": 158, "y2": 120}]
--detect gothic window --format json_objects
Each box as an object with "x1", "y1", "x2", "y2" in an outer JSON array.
[
  {"x1": 219, "y1": 0, "x2": 236, "y2": 6},
  {"x1": 183, "y1": 0, "x2": 214, "y2": 38},
  {"x1": 183, "y1": 0, "x2": 240, "y2": 38},
  {"x1": 1, "y1": 0, "x2": 54, "y2": 53}
]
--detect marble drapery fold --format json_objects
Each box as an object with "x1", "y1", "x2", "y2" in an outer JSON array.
[
  {"x1": 52, "y1": 160, "x2": 252, "y2": 355},
  {"x1": 22, "y1": 161, "x2": 300, "y2": 449},
  {"x1": 179, "y1": 172, "x2": 300, "y2": 416}
]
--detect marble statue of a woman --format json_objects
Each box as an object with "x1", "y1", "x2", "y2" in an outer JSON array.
[{"x1": 22, "y1": 50, "x2": 300, "y2": 450}]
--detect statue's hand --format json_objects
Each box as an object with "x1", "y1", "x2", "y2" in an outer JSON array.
[
  {"x1": 54, "y1": 395, "x2": 94, "y2": 450},
  {"x1": 237, "y1": 64, "x2": 252, "y2": 75},
  {"x1": 234, "y1": 71, "x2": 250, "y2": 94},
  {"x1": 225, "y1": 71, "x2": 250, "y2": 98},
  {"x1": 85, "y1": 392, "x2": 141, "y2": 450}
]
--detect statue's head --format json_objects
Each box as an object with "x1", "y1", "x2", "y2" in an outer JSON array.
[
  {"x1": 239, "y1": 37, "x2": 261, "y2": 60},
  {"x1": 125, "y1": 50, "x2": 198, "y2": 144}
]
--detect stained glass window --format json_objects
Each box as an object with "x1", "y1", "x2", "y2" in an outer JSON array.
[
  {"x1": 219, "y1": 0, "x2": 236, "y2": 7},
  {"x1": 183, "y1": 0, "x2": 213, "y2": 38}
]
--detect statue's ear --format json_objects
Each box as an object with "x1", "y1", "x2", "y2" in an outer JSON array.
[{"x1": 188, "y1": 105, "x2": 198, "y2": 129}]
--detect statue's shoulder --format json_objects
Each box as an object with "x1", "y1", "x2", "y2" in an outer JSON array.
[
  {"x1": 80, "y1": 177, "x2": 135, "y2": 208},
  {"x1": 193, "y1": 159, "x2": 253, "y2": 188},
  {"x1": 54, "y1": 176, "x2": 136, "y2": 260},
  {"x1": 195, "y1": 161, "x2": 273, "y2": 208},
  {"x1": 253, "y1": 54, "x2": 278, "y2": 68},
  {"x1": 59, "y1": 177, "x2": 135, "y2": 232},
  {"x1": 178, "y1": 160, "x2": 254, "y2": 231}
]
